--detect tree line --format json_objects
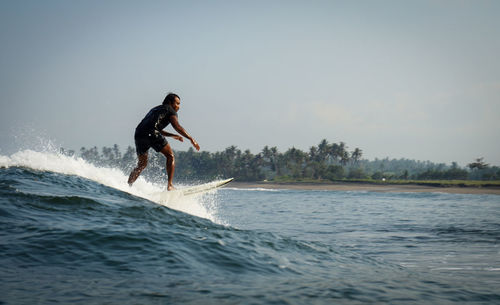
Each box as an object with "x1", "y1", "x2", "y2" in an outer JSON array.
[{"x1": 65, "y1": 139, "x2": 500, "y2": 183}]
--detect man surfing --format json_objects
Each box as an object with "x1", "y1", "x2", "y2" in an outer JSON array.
[{"x1": 128, "y1": 93, "x2": 200, "y2": 190}]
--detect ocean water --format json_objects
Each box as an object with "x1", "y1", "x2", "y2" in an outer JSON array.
[{"x1": 1, "y1": 150, "x2": 500, "y2": 304}]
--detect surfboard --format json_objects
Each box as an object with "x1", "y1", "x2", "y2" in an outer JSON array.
[
  {"x1": 153, "y1": 178, "x2": 234, "y2": 204},
  {"x1": 179, "y1": 178, "x2": 234, "y2": 196}
]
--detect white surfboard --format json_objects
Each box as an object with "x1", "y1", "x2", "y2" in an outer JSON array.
[
  {"x1": 179, "y1": 178, "x2": 234, "y2": 196},
  {"x1": 153, "y1": 178, "x2": 234, "y2": 204}
]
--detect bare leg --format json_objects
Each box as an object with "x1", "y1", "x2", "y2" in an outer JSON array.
[
  {"x1": 161, "y1": 144, "x2": 175, "y2": 191},
  {"x1": 128, "y1": 153, "x2": 148, "y2": 186}
]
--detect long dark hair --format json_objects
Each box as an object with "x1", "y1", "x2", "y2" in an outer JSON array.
[{"x1": 162, "y1": 93, "x2": 180, "y2": 106}]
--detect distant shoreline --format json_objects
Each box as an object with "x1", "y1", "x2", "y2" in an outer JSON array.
[{"x1": 229, "y1": 181, "x2": 500, "y2": 195}]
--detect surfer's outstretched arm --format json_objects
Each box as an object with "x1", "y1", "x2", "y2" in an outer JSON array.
[
  {"x1": 160, "y1": 131, "x2": 183, "y2": 142},
  {"x1": 169, "y1": 115, "x2": 200, "y2": 151}
]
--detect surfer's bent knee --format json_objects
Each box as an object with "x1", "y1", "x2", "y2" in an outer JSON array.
[{"x1": 161, "y1": 145, "x2": 175, "y2": 160}]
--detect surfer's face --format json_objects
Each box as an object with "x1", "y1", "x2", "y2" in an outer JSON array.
[{"x1": 171, "y1": 97, "x2": 180, "y2": 112}]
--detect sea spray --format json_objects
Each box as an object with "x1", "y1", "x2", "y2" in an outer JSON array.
[{"x1": 0, "y1": 149, "x2": 222, "y2": 223}]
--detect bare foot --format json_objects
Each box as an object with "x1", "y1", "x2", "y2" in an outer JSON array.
[{"x1": 167, "y1": 185, "x2": 176, "y2": 191}]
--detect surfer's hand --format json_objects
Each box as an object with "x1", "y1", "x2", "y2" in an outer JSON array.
[
  {"x1": 172, "y1": 135, "x2": 183, "y2": 142},
  {"x1": 191, "y1": 139, "x2": 200, "y2": 151}
]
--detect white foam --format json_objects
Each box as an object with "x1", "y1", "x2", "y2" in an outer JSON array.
[{"x1": 0, "y1": 150, "x2": 222, "y2": 223}]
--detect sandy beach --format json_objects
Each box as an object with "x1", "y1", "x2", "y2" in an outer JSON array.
[{"x1": 229, "y1": 182, "x2": 500, "y2": 195}]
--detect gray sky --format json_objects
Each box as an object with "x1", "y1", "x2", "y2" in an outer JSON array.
[{"x1": 1, "y1": 0, "x2": 499, "y2": 166}]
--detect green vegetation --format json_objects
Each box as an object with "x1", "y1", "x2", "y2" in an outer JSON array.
[
  {"x1": 331, "y1": 179, "x2": 500, "y2": 188},
  {"x1": 67, "y1": 139, "x2": 500, "y2": 187}
]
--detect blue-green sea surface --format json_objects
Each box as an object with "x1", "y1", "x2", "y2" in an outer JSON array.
[{"x1": 1, "y1": 156, "x2": 500, "y2": 304}]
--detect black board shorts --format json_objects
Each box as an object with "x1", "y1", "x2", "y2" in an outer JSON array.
[{"x1": 134, "y1": 131, "x2": 168, "y2": 155}]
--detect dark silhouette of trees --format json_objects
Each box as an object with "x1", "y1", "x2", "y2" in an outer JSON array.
[
  {"x1": 75, "y1": 140, "x2": 499, "y2": 182},
  {"x1": 468, "y1": 158, "x2": 488, "y2": 170},
  {"x1": 351, "y1": 148, "x2": 363, "y2": 164},
  {"x1": 467, "y1": 158, "x2": 500, "y2": 180}
]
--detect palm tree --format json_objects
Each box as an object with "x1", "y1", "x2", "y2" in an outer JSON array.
[
  {"x1": 340, "y1": 151, "x2": 350, "y2": 166},
  {"x1": 284, "y1": 147, "x2": 306, "y2": 178},
  {"x1": 270, "y1": 146, "x2": 281, "y2": 176},
  {"x1": 262, "y1": 146, "x2": 272, "y2": 168},
  {"x1": 307, "y1": 145, "x2": 325, "y2": 179},
  {"x1": 468, "y1": 158, "x2": 488, "y2": 170},
  {"x1": 318, "y1": 139, "x2": 330, "y2": 163},
  {"x1": 351, "y1": 148, "x2": 363, "y2": 164}
]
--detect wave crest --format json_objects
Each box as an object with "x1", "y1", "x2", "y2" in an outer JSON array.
[{"x1": 0, "y1": 150, "x2": 222, "y2": 222}]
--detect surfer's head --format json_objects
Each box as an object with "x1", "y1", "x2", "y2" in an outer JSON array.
[{"x1": 163, "y1": 93, "x2": 180, "y2": 112}]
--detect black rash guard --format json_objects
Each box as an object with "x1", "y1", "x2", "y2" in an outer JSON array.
[
  {"x1": 135, "y1": 104, "x2": 178, "y2": 137},
  {"x1": 133, "y1": 104, "x2": 178, "y2": 154}
]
